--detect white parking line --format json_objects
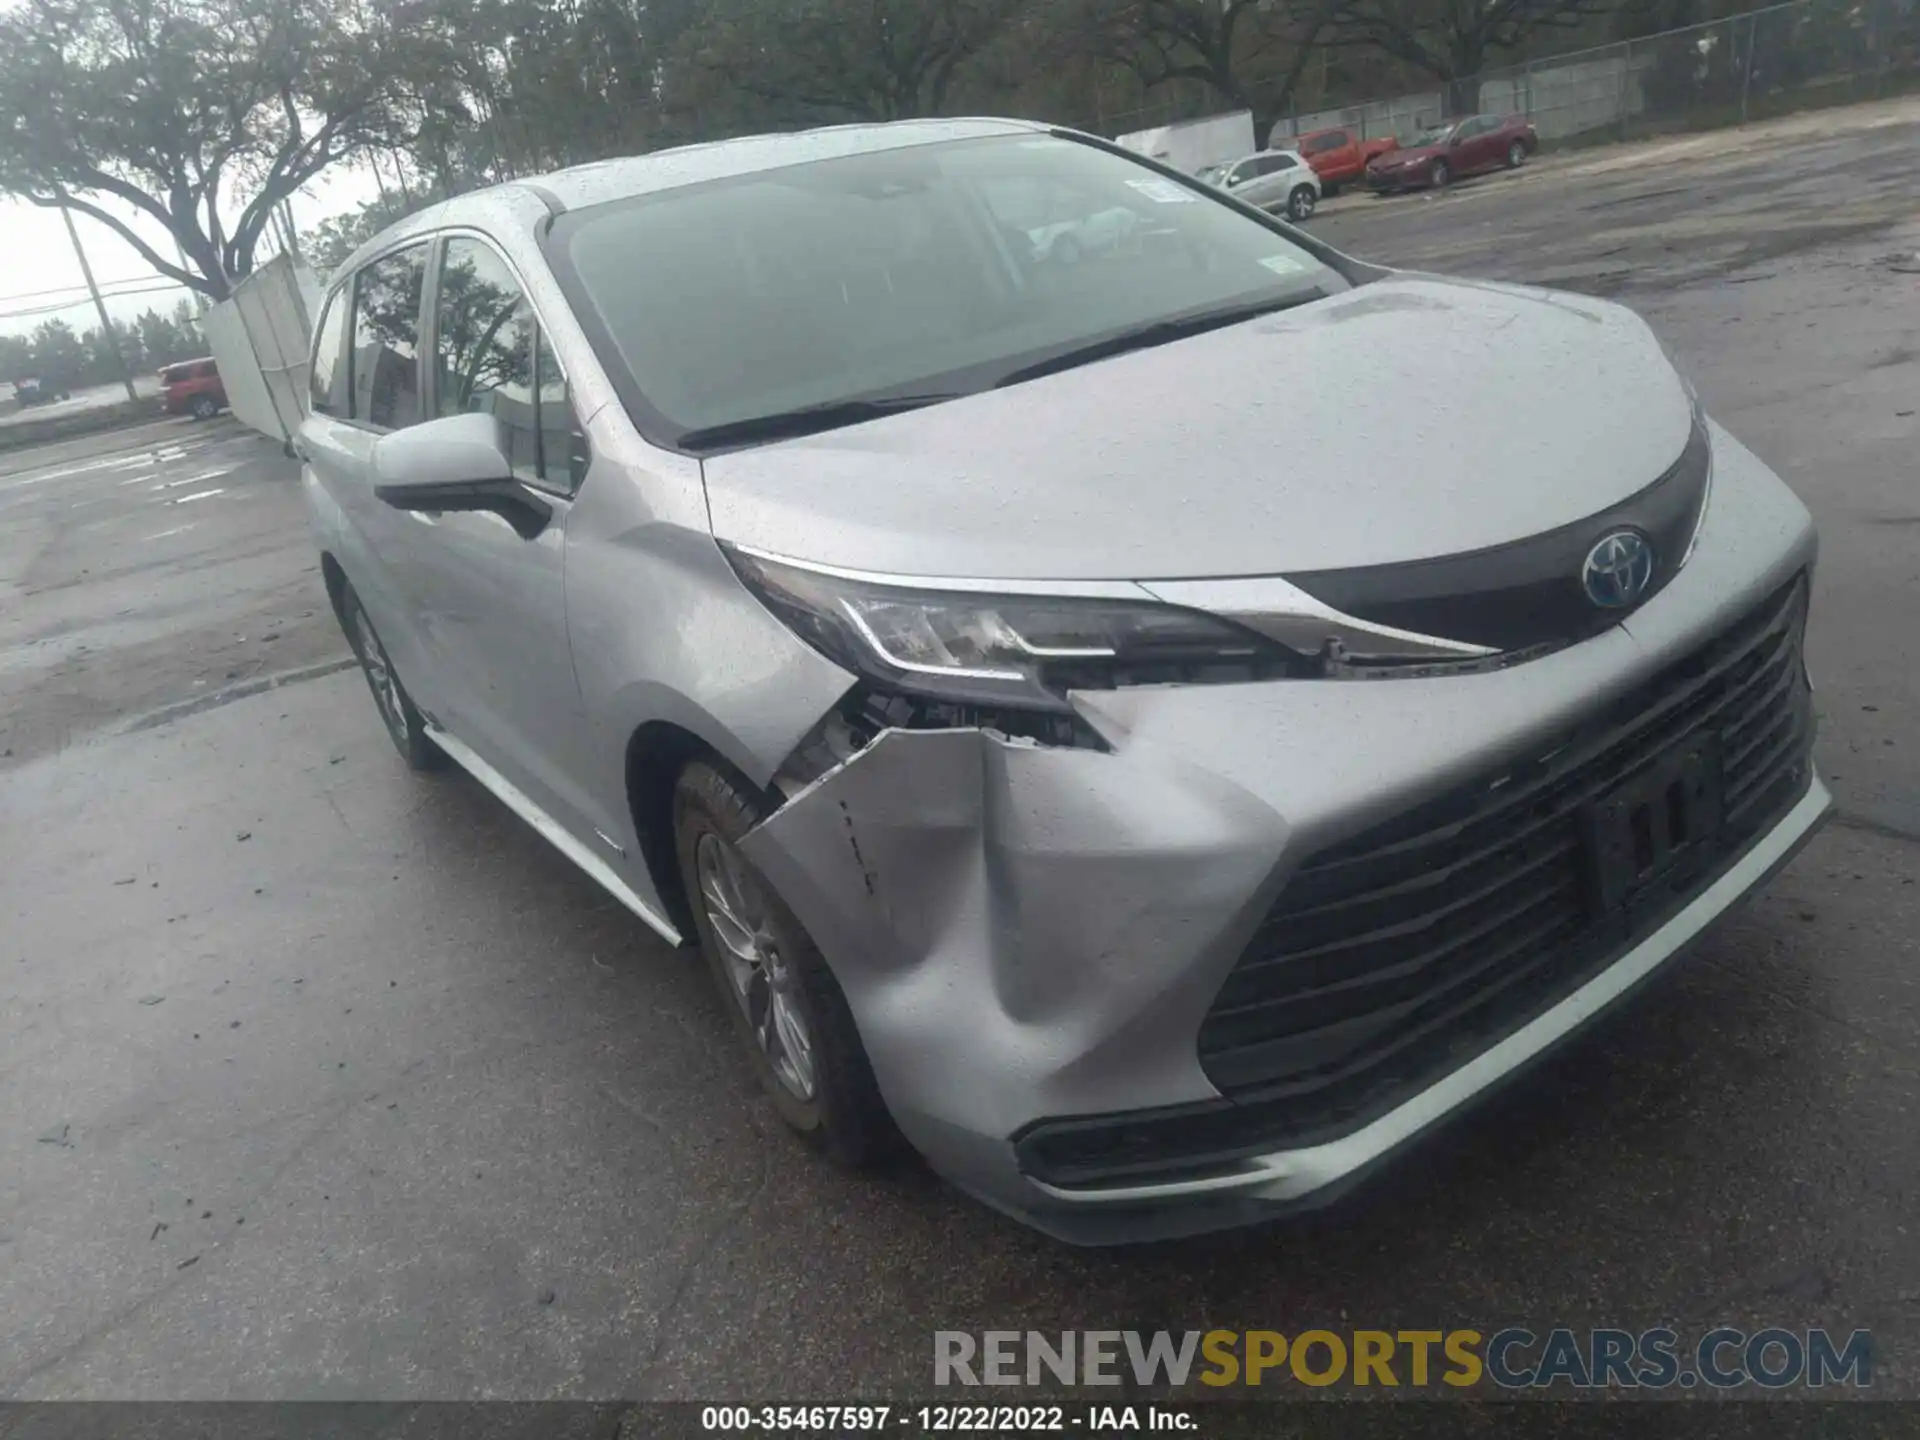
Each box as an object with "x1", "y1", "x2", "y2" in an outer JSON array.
[
  {"x1": 143, "y1": 524, "x2": 197, "y2": 541},
  {"x1": 158, "y1": 468, "x2": 234, "y2": 489},
  {"x1": 168, "y1": 488, "x2": 227, "y2": 505}
]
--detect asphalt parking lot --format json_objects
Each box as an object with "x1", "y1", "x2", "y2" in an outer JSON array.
[{"x1": 3, "y1": 98, "x2": 1918, "y2": 1403}]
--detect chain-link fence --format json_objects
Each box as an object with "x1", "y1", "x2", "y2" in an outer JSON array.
[
  {"x1": 1125, "y1": 0, "x2": 1920, "y2": 151},
  {"x1": 1097, "y1": 80, "x2": 1224, "y2": 141}
]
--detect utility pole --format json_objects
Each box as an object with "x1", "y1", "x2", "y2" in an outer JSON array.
[
  {"x1": 279, "y1": 199, "x2": 301, "y2": 261},
  {"x1": 59, "y1": 203, "x2": 139, "y2": 404}
]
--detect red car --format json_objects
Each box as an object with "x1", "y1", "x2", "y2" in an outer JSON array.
[
  {"x1": 1365, "y1": 113, "x2": 1539, "y2": 193},
  {"x1": 1293, "y1": 126, "x2": 1399, "y2": 195},
  {"x1": 160, "y1": 357, "x2": 226, "y2": 419}
]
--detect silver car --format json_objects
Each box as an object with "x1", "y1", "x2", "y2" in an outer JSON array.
[
  {"x1": 300, "y1": 119, "x2": 1830, "y2": 1245},
  {"x1": 1207, "y1": 148, "x2": 1321, "y2": 220}
]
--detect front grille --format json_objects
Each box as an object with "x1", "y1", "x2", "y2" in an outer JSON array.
[{"x1": 1015, "y1": 576, "x2": 1814, "y2": 1191}]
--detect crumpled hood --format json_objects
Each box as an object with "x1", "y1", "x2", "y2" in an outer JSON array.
[{"x1": 700, "y1": 274, "x2": 1694, "y2": 582}]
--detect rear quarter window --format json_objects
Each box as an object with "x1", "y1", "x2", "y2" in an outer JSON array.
[{"x1": 309, "y1": 290, "x2": 348, "y2": 415}]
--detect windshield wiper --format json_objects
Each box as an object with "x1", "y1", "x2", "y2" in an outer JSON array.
[
  {"x1": 677, "y1": 393, "x2": 961, "y2": 452},
  {"x1": 994, "y1": 291, "x2": 1327, "y2": 389}
]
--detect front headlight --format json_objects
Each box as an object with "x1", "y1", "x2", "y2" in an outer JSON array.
[
  {"x1": 1678, "y1": 393, "x2": 1713, "y2": 566},
  {"x1": 724, "y1": 545, "x2": 1308, "y2": 712}
]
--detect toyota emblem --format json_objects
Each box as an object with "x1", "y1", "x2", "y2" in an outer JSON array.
[{"x1": 1582, "y1": 530, "x2": 1657, "y2": 610}]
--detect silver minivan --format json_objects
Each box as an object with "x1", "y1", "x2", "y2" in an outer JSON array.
[{"x1": 300, "y1": 119, "x2": 1829, "y2": 1244}]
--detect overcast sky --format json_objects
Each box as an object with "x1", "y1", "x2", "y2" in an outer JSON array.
[{"x1": 0, "y1": 164, "x2": 382, "y2": 339}]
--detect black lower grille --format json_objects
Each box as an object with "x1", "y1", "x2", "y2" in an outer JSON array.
[{"x1": 1015, "y1": 576, "x2": 1815, "y2": 1191}]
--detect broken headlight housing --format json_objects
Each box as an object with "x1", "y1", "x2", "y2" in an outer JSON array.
[{"x1": 724, "y1": 545, "x2": 1312, "y2": 714}]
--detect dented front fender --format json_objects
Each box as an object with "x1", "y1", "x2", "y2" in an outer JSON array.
[{"x1": 739, "y1": 728, "x2": 1293, "y2": 1154}]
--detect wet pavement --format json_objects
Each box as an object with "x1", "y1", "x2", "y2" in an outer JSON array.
[{"x1": 3, "y1": 99, "x2": 1919, "y2": 1401}]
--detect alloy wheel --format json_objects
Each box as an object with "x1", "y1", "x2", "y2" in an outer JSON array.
[
  {"x1": 350, "y1": 601, "x2": 410, "y2": 746},
  {"x1": 695, "y1": 831, "x2": 817, "y2": 1102}
]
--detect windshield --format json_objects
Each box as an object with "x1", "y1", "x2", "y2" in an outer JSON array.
[
  {"x1": 1402, "y1": 124, "x2": 1456, "y2": 148},
  {"x1": 548, "y1": 133, "x2": 1352, "y2": 449}
]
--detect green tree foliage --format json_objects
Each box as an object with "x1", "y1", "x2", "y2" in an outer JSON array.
[
  {"x1": 0, "y1": 0, "x2": 469, "y2": 300},
  {"x1": 1, "y1": 303, "x2": 203, "y2": 387},
  {"x1": 26, "y1": 319, "x2": 86, "y2": 381},
  {"x1": 307, "y1": 192, "x2": 435, "y2": 278}
]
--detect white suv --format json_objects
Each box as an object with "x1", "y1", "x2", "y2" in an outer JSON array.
[{"x1": 1209, "y1": 149, "x2": 1321, "y2": 220}]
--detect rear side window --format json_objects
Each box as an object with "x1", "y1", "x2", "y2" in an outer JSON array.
[
  {"x1": 1304, "y1": 132, "x2": 1345, "y2": 155},
  {"x1": 350, "y1": 244, "x2": 428, "y2": 429},
  {"x1": 309, "y1": 290, "x2": 347, "y2": 415}
]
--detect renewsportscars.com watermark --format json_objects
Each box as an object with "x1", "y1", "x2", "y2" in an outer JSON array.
[{"x1": 934, "y1": 1328, "x2": 1872, "y2": 1391}]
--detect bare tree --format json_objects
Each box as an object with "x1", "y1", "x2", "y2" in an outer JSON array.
[
  {"x1": 0, "y1": 0, "x2": 464, "y2": 300},
  {"x1": 678, "y1": 0, "x2": 1025, "y2": 125},
  {"x1": 1328, "y1": 0, "x2": 1614, "y2": 113},
  {"x1": 1064, "y1": 0, "x2": 1342, "y2": 145}
]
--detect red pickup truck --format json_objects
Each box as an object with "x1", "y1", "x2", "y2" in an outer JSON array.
[{"x1": 1293, "y1": 126, "x2": 1399, "y2": 195}]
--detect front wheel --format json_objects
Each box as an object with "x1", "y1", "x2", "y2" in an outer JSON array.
[
  {"x1": 340, "y1": 582, "x2": 443, "y2": 771},
  {"x1": 1507, "y1": 141, "x2": 1528, "y2": 169},
  {"x1": 190, "y1": 395, "x2": 218, "y2": 420},
  {"x1": 674, "y1": 760, "x2": 899, "y2": 1167},
  {"x1": 1429, "y1": 159, "x2": 1451, "y2": 189},
  {"x1": 1287, "y1": 185, "x2": 1317, "y2": 222}
]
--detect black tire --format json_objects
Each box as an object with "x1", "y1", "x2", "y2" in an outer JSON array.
[
  {"x1": 339, "y1": 581, "x2": 444, "y2": 771},
  {"x1": 1322, "y1": 181, "x2": 1341, "y2": 199},
  {"x1": 673, "y1": 759, "x2": 900, "y2": 1168},
  {"x1": 1430, "y1": 159, "x2": 1451, "y2": 189},
  {"x1": 1287, "y1": 185, "x2": 1317, "y2": 222},
  {"x1": 1506, "y1": 140, "x2": 1527, "y2": 169},
  {"x1": 190, "y1": 395, "x2": 218, "y2": 420}
]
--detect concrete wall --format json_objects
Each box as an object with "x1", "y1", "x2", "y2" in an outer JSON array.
[{"x1": 1272, "y1": 47, "x2": 1657, "y2": 145}]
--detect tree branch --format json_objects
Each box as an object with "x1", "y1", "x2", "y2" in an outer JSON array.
[{"x1": 27, "y1": 190, "x2": 213, "y2": 295}]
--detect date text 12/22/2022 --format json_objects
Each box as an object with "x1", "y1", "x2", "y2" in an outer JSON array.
[{"x1": 700, "y1": 1405, "x2": 1197, "y2": 1432}]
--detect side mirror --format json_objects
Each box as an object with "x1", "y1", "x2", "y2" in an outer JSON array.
[{"x1": 372, "y1": 411, "x2": 552, "y2": 539}]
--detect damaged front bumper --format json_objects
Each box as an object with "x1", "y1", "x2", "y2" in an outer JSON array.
[{"x1": 737, "y1": 427, "x2": 1831, "y2": 1245}]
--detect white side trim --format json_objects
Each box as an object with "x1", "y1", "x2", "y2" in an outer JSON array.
[
  {"x1": 427, "y1": 725, "x2": 684, "y2": 947},
  {"x1": 1033, "y1": 776, "x2": 1834, "y2": 1206}
]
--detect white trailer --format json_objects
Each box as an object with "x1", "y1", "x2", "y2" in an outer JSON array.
[
  {"x1": 1114, "y1": 110, "x2": 1257, "y2": 176},
  {"x1": 202, "y1": 251, "x2": 323, "y2": 451}
]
